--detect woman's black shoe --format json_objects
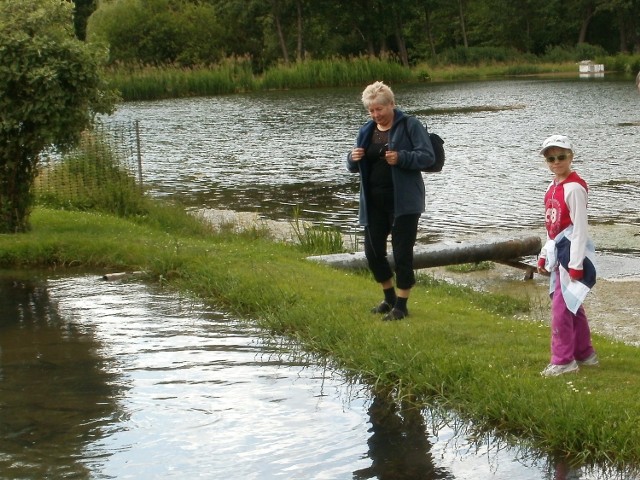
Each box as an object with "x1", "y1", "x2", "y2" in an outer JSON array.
[
  {"x1": 382, "y1": 308, "x2": 408, "y2": 321},
  {"x1": 371, "y1": 301, "x2": 393, "y2": 314}
]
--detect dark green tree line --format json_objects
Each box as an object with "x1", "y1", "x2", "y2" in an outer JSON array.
[{"x1": 82, "y1": 0, "x2": 639, "y2": 68}]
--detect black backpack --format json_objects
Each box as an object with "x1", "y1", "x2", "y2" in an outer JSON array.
[
  {"x1": 402, "y1": 116, "x2": 445, "y2": 173},
  {"x1": 426, "y1": 132, "x2": 445, "y2": 173}
]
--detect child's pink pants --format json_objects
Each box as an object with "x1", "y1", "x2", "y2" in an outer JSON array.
[{"x1": 550, "y1": 271, "x2": 595, "y2": 365}]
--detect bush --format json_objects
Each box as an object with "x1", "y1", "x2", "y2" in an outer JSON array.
[
  {"x1": 542, "y1": 43, "x2": 607, "y2": 63},
  {"x1": 600, "y1": 53, "x2": 640, "y2": 75},
  {"x1": 435, "y1": 46, "x2": 530, "y2": 66}
]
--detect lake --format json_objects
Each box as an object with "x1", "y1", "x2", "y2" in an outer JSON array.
[{"x1": 109, "y1": 77, "x2": 640, "y2": 244}]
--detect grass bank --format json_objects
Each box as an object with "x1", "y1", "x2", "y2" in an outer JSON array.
[
  {"x1": 104, "y1": 52, "x2": 640, "y2": 101},
  {"x1": 1, "y1": 206, "x2": 640, "y2": 471}
]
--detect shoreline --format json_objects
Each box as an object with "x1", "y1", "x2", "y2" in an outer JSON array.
[{"x1": 196, "y1": 208, "x2": 640, "y2": 346}]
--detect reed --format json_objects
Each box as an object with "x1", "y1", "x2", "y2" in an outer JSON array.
[
  {"x1": 104, "y1": 57, "x2": 256, "y2": 101},
  {"x1": 259, "y1": 56, "x2": 413, "y2": 90},
  {"x1": 103, "y1": 50, "x2": 640, "y2": 102},
  {"x1": 289, "y1": 207, "x2": 345, "y2": 255},
  {"x1": 104, "y1": 57, "x2": 416, "y2": 100}
]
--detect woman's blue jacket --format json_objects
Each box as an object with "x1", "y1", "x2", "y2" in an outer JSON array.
[{"x1": 346, "y1": 109, "x2": 435, "y2": 226}]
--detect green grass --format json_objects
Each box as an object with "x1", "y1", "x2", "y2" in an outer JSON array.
[
  {"x1": 102, "y1": 50, "x2": 640, "y2": 102},
  {"x1": 102, "y1": 57, "x2": 603, "y2": 102},
  {"x1": 1, "y1": 206, "x2": 640, "y2": 471}
]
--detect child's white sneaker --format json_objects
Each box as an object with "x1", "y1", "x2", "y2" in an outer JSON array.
[
  {"x1": 577, "y1": 352, "x2": 599, "y2": 366},
  {"x1": 541, "y1": 360, "x2": 579, "y2": 377}
]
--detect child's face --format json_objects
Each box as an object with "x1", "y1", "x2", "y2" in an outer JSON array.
[{"x1": 544, "y1": 147, "x2": 573, "y2": 179}]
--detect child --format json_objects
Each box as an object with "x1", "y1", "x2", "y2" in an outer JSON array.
[{"x1": 537, "y1": 135, "x2": 599, "y2": 377}]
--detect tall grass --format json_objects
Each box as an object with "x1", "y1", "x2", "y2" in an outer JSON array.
[
  {"x1": 103, "y1": 49, "x2": 640, "y2": 102},
  {"x1": 104, "y1": 56, "x2": 416, "y2": 101},
  {"x1": 290, "y1": 207, "x2": 345, "y2": 255},
  {"x1": 259, "y1": 56, "x2": 413, "y2": 90},
  {"x1": 104, "y1": 57, "x2": 256, "y2": 101},
  {"x1": 36, "y1": 131, "x2": 147, "y2": 217}
]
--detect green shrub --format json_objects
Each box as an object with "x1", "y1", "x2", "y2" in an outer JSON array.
[
  {"x1": 542, "y1": 43, "x2": 607, "y2": 63},
  {"x1": 600, "y1": 53, "x2": 640, "y2": 75},
  {"x1": 435, "y1": 46, "x2": 530, "y2": 66}
]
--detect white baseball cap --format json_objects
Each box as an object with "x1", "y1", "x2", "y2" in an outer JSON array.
[{"x1": 540, "y1": 135, "x2": 573, "y2": 155}]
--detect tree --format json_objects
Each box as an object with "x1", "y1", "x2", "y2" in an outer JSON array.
[
  {"x1": 71, "y1": 0, "x2": 97, "y2": 40},
  {"x1": 458, "y1": 0, "x2": 469, "y2": 48},
  {"x1": 270, "y1": 0, "x2": 290, "y2": 65},
  {"x1": 87, "y1": 0, "x2": 224, "y2": 66},
  {"x1": 0, "y1": 0, "x2": 117, "y2": 233}
]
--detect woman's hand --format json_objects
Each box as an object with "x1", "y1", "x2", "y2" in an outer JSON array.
[
  {"x1": 384, "y1": 150, "x2": 398, "y2": 165},
  {"x1": 351, "y1": 147, "x2": 365, "y2": 162}
]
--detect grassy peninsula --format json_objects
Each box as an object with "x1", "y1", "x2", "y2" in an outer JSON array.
[{"x1": 2, "y1": 204, "x2": 640, "y2": 472}]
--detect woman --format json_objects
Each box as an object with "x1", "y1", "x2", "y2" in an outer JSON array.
[
  {"x1": 346, "y1": 81, "x2": 435, "y2": 321},
  {"x1": 537, "y1": 134, "x2": 599, "y2": 377}
]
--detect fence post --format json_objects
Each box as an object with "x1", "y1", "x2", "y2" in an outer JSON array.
[{"x1": 135, "y1": 120, "x2": 143, "y2": 188}]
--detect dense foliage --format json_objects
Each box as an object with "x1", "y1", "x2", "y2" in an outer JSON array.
[
  {"x1": 0, "y1": 0, "x2": 117, "y2": 233},
  {"x1": 83, "y1": 0, "x2": 640, "y2": 70}
]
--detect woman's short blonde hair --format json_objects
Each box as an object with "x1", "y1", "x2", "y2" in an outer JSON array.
[{"x1": 361, "y1": 81, "x2": 395, "y2": 108}]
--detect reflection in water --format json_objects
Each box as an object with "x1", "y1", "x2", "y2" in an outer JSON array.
[
  {"x1": 1, "y1": 273, "x2": 638, "y2": 479},
  {"x1": 0, "y1": 274, "x2": 122, "y2": 479},
  {"x1": 354, "y1": 395, "x2": 453, "y2": 480}
]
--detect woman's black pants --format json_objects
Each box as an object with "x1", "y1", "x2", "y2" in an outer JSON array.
[{"x1": 364, "y1": 209, "x2": 420, "y2": 290}]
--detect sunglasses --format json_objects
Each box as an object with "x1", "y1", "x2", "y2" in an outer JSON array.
[{"x1": 545, "y1": 154, "x2": 570, "y2": 163}]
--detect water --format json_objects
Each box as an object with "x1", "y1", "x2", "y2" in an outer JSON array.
[
  {"x1": 108, "y1": 77, "x2": 640, "y2": 242},
  {"x1": 2, "y1": 273, "x2": 634, "y2": 479}
]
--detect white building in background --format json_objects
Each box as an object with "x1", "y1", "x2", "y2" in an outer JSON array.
[{"x1": 578, "y1": 60, "x2": 604, "y2": 75}]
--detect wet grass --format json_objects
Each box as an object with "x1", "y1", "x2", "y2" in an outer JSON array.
[{"x1": 1, "y1": 205, "x2": 640, "y2": 472}]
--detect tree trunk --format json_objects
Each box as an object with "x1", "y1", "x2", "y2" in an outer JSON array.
[
  {"x1": 423, "y1": 5, "x2": 436, "y2": 57},
  {"x1": 272, "y1": 1, "x2": 289, "y2": 66},
  {"x1": 459, "y1": 0, "x2": 468, "y2": 48},
  {"x1": 0, "y1": 149, "x2": 36, "y2": 233},
  {"x1": 394, "y1": 14, "x2": 409, "y2": 67},
  {"x1": 296, "y1": 0, "x2": 303, "y2": 61},
  {"x1": 379, "y1": 35, "x2": 388, "y2": 58},
  {"x1": 618, "y1": 10, "x2": 628, "y2": 53},
  {"x1": 578, "y1": 5, "x2": 595, "y2": 44},
  {"x1": 308, "y1": 235, "x2": 543, "y2": 271}
]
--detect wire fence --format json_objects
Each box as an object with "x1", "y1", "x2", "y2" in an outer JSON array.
[
  {"x1": 36, "y1": 120, "x2": 143, "y2": 197},
  {"x1": 35, "y1": 120, "x2": 145, "y2": 214}
]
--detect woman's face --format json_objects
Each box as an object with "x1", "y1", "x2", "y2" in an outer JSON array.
[{"x1": 367, "y1": 101, "x2": 395, "y2": 127}]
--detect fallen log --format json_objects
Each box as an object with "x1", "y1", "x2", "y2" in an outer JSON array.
[{"x1": 308, "y1": 235, "x2": 542, "y2": 274}]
